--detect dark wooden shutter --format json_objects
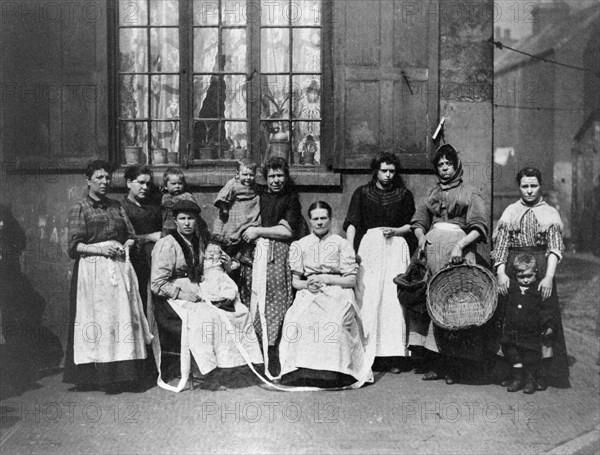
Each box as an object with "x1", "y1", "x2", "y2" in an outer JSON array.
[
  {"x1": 332, "y1": 0, "x2": 439, "y2": 170},
  {"x1": 0, "y1": 1, "x2": 108, "y2": 170}
]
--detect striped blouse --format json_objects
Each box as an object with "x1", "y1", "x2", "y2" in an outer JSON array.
[{"x1": 491, "y1": 210, "x2": 564, "y2": 266}]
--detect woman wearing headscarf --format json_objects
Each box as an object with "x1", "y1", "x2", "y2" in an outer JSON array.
[{"x1": 410, "y1": 144, "x2": 489, "y2": 384}]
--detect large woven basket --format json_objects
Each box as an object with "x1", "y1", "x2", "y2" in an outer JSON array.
[{"x1": 426, "y1": 262, "x2": 498, "y2": 330}]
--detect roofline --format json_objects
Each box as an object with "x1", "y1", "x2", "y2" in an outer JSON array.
[
  {"x1": 495, "y1": 48, "x2": 556, "y2": 77},
  {"x1": 574, "y1": 109, "x2": 600, "y2": 142}
]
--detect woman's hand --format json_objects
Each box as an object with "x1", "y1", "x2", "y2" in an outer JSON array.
[
  {"x1": 242, "y1": 227, "x2": 259, "y2": 242},
  {"x1": 450, "y1": 243, "x2": 464, "y2": 264},
  {"x1": 124, "y1": 239, "x2": 136, "y2": 250},
  {"x1": 417, "y1": 237, "x2": 430, "y2": 254},
  {"x1": 497, "y1": 271, "x2": 510, "y2": 296},
  {"x1": 382, "y1": 227, "x2": 398, "y2": 238},
  {"x1": 307, "y1": 275, "x2": 324, "y2": 293},
  {"x1": 538, "y1": 276, "x2": 553, "y2": 300},
  {"x1": 220, "y1": 253, "x2": 232, "y2": 273},
  {"x1": 178, "y1": 291, "x2": 202, "y2": 302},
  {"x1": 96, "y1": 240, "x2": 125, "y2": 258},
  {"x1": 307, "y1": 282, "x2": 323, "y2": 294}
]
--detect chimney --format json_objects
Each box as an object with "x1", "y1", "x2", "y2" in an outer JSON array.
[{"x1": 532, "y1": 1, "x2": 570, "y2": 35}]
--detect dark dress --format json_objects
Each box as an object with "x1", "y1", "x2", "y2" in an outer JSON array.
[
  {"x1": 63, "y1": 196, "x2": 147, "y2": 386},
  {"x1": 120, "y1": 196, "x2": 163, "y2": 313},
  {"x1": 343, "y1": 181, "x2": 416, "y2": 253}
]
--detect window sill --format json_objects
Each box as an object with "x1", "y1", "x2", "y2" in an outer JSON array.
[{"x1": 112, "y1": 164, "x2": 341, "y2": 188}]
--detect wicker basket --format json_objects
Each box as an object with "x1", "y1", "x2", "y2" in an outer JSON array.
[{"x1": 426, "y1": 263, "x2": 498, "y2": 330}]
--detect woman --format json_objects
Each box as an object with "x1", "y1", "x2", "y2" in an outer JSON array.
[
  {"x1": 491, "y1": 167, "x2": 570, "y2": 389},
  {"x1": 344, "y1": 151, "x2": 416, "y2": 373},
  {"x1": 151, "y1": 200, "x2": 263, "y2": 392},
  {"x1": 411, "y1": 144, "x2": 489, "y2": 384},
  {"x1": 63, "y1": 160, "x2": 152, "y2": 392},
  {"x1": 120, "y1": 165, "x2": 163, "y2": 314},
  {"x1": 242, "y1": 157, "x2": 303, "y2": 377},
  {"x1": 278, "y1": 201, "x2": 372, "y2": 388}
]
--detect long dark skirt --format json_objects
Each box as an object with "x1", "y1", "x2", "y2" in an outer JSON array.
[
  {"x1": 62, "y1": 259, "x2": 148, "y2": 386},
  {"x1": 409, "y1": 225, "x2": 492, "y2": 363}
]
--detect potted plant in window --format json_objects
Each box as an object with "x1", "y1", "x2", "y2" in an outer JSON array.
[
  {"x1": 124, "y1": 124, "x2": 142, "y2": 164},
  {"x1": 122, "y1": 74, "x2": 143, "y2": 164},
  {"x1": 263, "y1": 88, "x2": 291, "y2": 162},
  {"x1": 196, "y1": 120, "x2": 219, "y2": 160}
]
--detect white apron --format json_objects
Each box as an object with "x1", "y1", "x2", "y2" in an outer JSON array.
[
  {"x1": 150, "y1": 276, "x2": 264, "y2": 393},
  {"x1": 278, "y1": 285, "x2": 373, "y2": 388},
  {"x1": 74, "y1": 255, "x2": 152, "y2": 365},
  {"x1": 356, "y1": 228, "x2": 410, "y2": 365}
]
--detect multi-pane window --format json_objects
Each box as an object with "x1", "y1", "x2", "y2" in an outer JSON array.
[
  {"x1": 113, "y1": 0, "x2": 324, "y2": 167},
  {"x1": 118, "y1": 0, "x2": 180, "y2": 166}
]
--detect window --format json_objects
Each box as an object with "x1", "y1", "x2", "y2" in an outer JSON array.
[{"x1": 112, "y1": 0, "x2": 327, "y2": 167}]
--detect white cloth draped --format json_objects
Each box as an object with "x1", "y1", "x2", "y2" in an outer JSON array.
[
  {"x1": 74, "y1": 255, "x2": 152, "y2": 365},
  {"x1": 356, "y1": 228, "x2": 410, "y2": 365}
]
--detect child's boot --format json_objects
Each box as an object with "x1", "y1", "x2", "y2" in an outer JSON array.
[
  {"x1": 536, "y1": 359, "x2": 549, "y2": 391},
  {"x1": 523, "y1": 369, "x2": 537, "y2": 394},
  {"x1": 506, "y1": 367, "x2": 524, "y2": 392}
]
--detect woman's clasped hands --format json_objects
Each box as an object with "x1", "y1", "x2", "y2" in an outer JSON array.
[
  {"x1": 307, "y1": 274, "x2": 327, "y2": 294},
  {"x1": 94, "y1": 240, "x2": 135, "y2": 259}
]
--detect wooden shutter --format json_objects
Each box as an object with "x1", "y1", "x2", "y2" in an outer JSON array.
[
  {"x1": 0, "y1": 0, "x2": 108, "y2": 170},
  {"x1": 332, "y1": 0, "x2": 439, "y2": 169}
]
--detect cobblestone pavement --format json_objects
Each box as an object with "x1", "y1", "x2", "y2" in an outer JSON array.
[{"x1": 1, "y1": 254, "x2": 598, "y2": 454}]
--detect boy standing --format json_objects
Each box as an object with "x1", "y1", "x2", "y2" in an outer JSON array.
[{"x1": 500, "y1": 253, "x2": 557, "y2": 394}]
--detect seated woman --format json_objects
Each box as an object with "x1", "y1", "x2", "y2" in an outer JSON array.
[
  {"x1": 278, "y1": 201, "x2": 372, "y2": 388},
  {"x1": 151, "y1": 200, "x2": 263, "y2": 392}
]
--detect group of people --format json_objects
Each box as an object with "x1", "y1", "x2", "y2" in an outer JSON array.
[{"x1": 63, "y1": 144, "x2": 570, "y2": 394}]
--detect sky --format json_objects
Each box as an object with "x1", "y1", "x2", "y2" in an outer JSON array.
[{"x1": 494, "y1": 0, "x2": 600, "y2": 40}]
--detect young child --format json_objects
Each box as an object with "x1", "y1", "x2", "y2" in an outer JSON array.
[
  {"x1": 161, "y1": 167, "x2": 210, "y2": 244},
  {"x1": 500, "y1": 253, "x2": 557, "y2": 394},
  {"x1": 212, "y1": 158, "x2": 261, "y2": 270},
  {"x1": 198, "y1": 242, "x2": 238, "y2": 312}
]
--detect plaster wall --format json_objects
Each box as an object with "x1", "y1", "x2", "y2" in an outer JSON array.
[{"x1": 0, "y1": 0, "x2": 493, "y2": 342}]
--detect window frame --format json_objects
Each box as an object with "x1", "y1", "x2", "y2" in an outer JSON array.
[{"x1": 107, "y1": 0, "x2": 333, "y2": 174}]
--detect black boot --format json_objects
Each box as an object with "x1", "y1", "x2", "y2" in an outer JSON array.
[
  {"x1": 267, "y1": 346, "x2": 281, "y2": 377},
  {"x1": 536, "y1": 359, "x2": 549, "y2": 391},
  {"x1": 523, "y1": 370, "x2": 537, "y2": 394},
  {"x1": 506, "y1": 367, "x2": 524, "y2": 392}
]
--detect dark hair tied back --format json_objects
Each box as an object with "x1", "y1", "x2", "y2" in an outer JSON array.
[
  {"x1": 308, "y1": 200, "x2": 332, "y2": 218},
  {"x1": 85, "y1": 160, "x2": 113, "y2": 179},
  {"x1": 516, "y1": 167, "x2": 542, "y2": 185}
]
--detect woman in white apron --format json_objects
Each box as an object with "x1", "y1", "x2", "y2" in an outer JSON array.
[
  {"x1": 63, "y1": 160, "x2": 152, "y2": 392},
  {"x1": 277, "y1": 201, "x2": 372, "y2": 388}
]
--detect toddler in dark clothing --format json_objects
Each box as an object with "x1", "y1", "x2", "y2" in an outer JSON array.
[{"x1": 500, "y1": 253, "x2": 556, "y2": 394}]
